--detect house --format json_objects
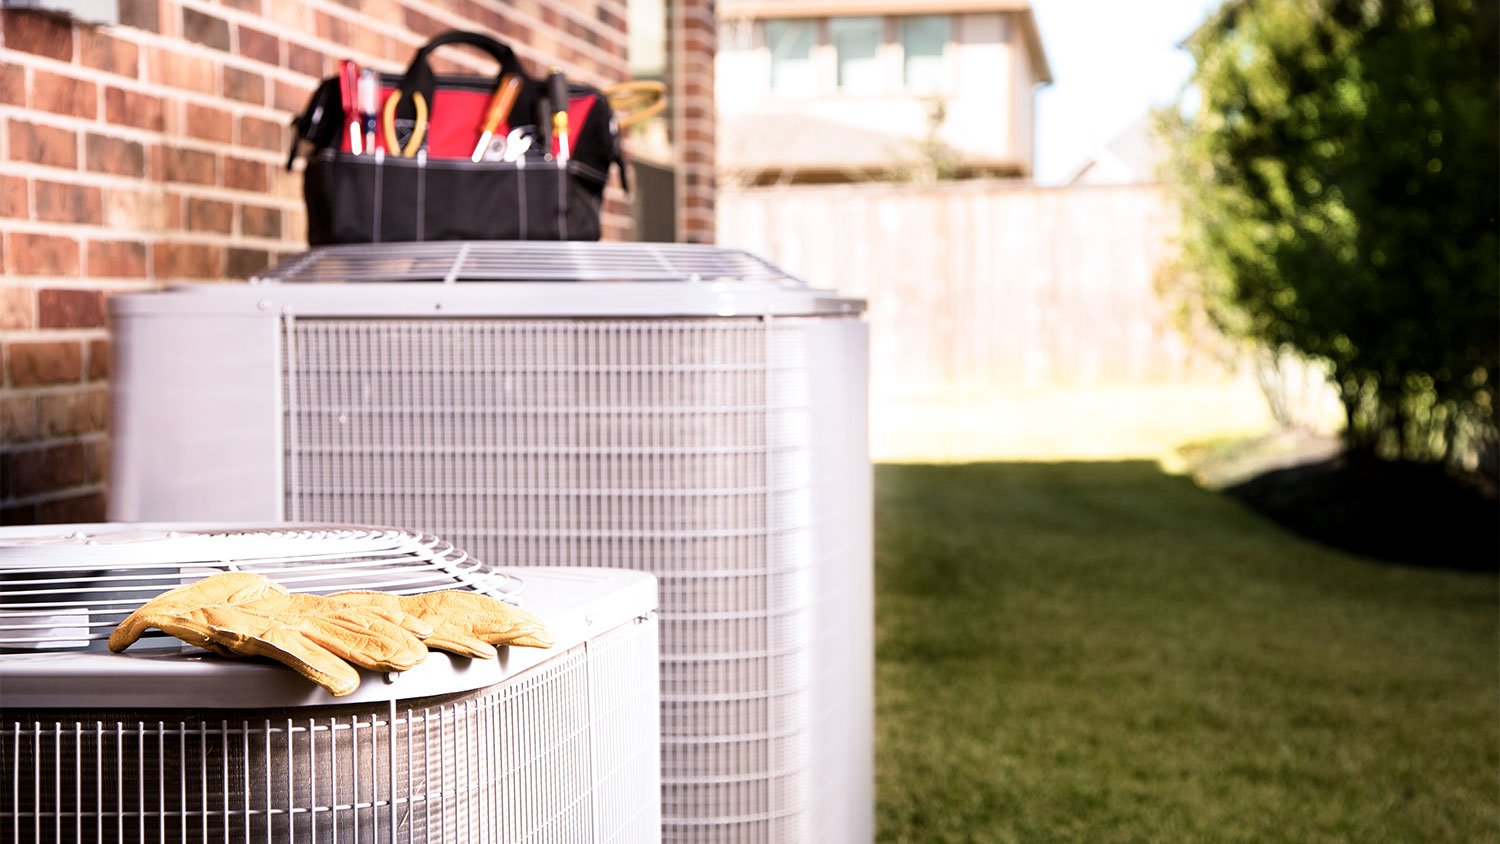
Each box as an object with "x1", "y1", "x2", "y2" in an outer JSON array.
[{"x1": 717, "y1": 0, "x2": 1052, "y2": 184}]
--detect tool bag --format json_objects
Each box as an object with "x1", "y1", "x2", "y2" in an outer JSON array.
[{"x1": 287, "y1": 30, "x2": 625, "y2": 245}]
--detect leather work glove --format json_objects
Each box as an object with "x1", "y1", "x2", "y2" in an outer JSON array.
[
  {"x1": 109, "y1": 572, "x2": 434, "y2": 697},
  {"x1": 329, "y1": 589, "x2": 554, "y2": 658}
]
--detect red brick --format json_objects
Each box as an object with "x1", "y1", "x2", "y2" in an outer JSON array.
[
  {"x1": 31, "y1": 70, "x2": 97, "y2": 119},
  {"x1": 103, "y1": 187, "x2": 168, "y2": 231},
  {"x1": 186, "y1": 196, "x2": 233, "y2": 233},
  {"x1": 314, "y1": 12, "x2": 350, "y2": 44},
  {"x1": 223, "y1": 66, "x2": 265, "y2": 104},
  {"x1": 185, "y1": 103, "x2": 233, "y2": 143},
  {"x1": 227, "y1": 247, "x2": 269, "y2": 279},
  {"x1": 77, "y1": 28, "x2": 139, "y2": 77},
  {"x1": 6, "y1": 340, "x2": 83, "y2": 387},
  {"x1": 8, "y1": 233, "x2": 80, "y2": 277},
  {"x1": 183, "y1": 8, "x2": 231, "y2": 51},
  {"x1": 36, "y1": 492, "x2": 107, "y2": 524},
  {"x1": 39, "y1": 388, "x2": 108, "y2": 437},
  {"x1": 105, "y1": 87, "x2": 165, "y2": 131},
  {"x1": 0, "y1": 285, "x2": 34, "y2": 330},
  {"x1": 162, "y1": 147, "x2": 217, "y2": 186},
  {"x1": 149, "y1": 48, "x2": 216, "y2": 95},
  {"x1": 237, "y1": 26, "x2": 280, "y2": 65},
  {"x1": 239, "y1": 115, "x2": 283, "y2": 152},
  {"x1": 0, "y1": 65, "x2": 22, "y2": 106},
  {"x1": 119, "y1": 1, "x2": 159, "y2": 33},
  {"x1": 224, "y1": 156, "x2": 266, "y2": 191},
  {"x1": 274, "y1": 79, "x2": 314, "y2": 113},
  {"x1": 161, "y1": 190, "x2": 183, "y2": 229},
  {"x1": 86, "y1": 240, "x2": 147, "y2": 278},
  {"x1": 3, "y1": 11, "x2": 73, "y2": 62},
  {"x1": 287, "y1": 42, "x2": 324, "y2": 77},
  {"x1": 0, "y1": 175, "x2": 27, "y2": 217},
  {"x1": 4, "y1": 442, "x2": 90, "y2": 498},
  {"x1": 34, "y1": 181, "x2": 102, "y2": 224},
  {"x1": 0, "y1": 395, "x2": 38, "y2": 443},
  {"x1": 151, "y1": 242, "x2": 223, "y2": 279},
  {"x1": 404, "y1": 8, "x2": 442, "y2": 37},
  {"x1": 8, "y1": 120, "x2": 78, "y2": 169},
  {"x1": 86, "y1": 339, "x2": 109, "y2": 381},
  {"x1": 84, "y1": 133, "x2": 145, "y2": 178},
  {"x1": 37, "y1": 288, "x2": 105, "y2": 329},
  {"x1": 240, "y1": 204, "x2": 281, "y2": 238}
]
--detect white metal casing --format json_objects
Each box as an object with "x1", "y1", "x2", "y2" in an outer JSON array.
[
  {"x1": 0, "y1": 523, "x2": 661, "y2": 842},
  {"x1": 108, "y1": 243, "x2": 874, "y2": 843}
]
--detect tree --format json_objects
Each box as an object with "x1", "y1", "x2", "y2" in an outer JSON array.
[{"x1": 1169, "y1": 0, "x2": 1499, "y2": 470}]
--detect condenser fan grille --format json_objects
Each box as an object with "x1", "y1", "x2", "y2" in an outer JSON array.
[
  {"x1": 0, "y1": 618, "x2": 659, "y2": 843},
  {"x1": 282, "y1": 317, "x2": 869, "y2": 840},
  {"x1": 0, "y1": 526, "x2": 522, "y2": 652}
]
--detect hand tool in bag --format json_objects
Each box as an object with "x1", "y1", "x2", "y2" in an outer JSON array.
[
  {"x1": 357, "y1": 68, "x2": 380, "y2": 154},
  {"x1": 548, "y1": 68, "x2": 571, "y2": 163},
  {"x1": 535, "y1": 92, "x2": 553, "y2": 161},
  {"x1": 339, "y1": 59, "x2": 363, "y2": 155},
  {"x1": 382, "y1": 88, "x2": 429, "y2": 157},
  {"x1": 471, "y1": 73, "x2": 523, "y2": 163},
  {"x1": 479, "y1": 126, "x2": 532, "y2": 163}
]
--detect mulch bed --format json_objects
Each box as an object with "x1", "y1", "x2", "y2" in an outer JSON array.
[{"x1": 1226, "y1": 453, "x2": 1499, "y2": 572}]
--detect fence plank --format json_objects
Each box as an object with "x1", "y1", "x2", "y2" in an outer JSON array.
[{"x1": 719, "y1": 182, "x2": 1224, "y2": 401}]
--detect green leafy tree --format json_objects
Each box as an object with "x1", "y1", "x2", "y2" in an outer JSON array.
[{"x1": 1169, "y1": 0, "x2": 1499, "y2": 469}]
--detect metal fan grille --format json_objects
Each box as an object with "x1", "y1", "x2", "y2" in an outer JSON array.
[
  {"x1": 282, "y1": 317, "x2": 870, "y2": 841},
  {"x1": 0, "y1": 616, "x2": 658, "y2": 843},
  {"x1": 0, "y1": 527, "x2": 522, "y2": 652},
  {"x1": 253, "y1": 242, "x2": 799, "y2": 285}
]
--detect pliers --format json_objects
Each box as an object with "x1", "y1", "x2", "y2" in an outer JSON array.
[{"x1": 381, "y1": 90, "x2": 429, "y2": 157}]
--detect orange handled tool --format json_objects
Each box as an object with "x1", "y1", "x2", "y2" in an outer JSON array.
[{"x1": 471, "y1": 74, "x2": 523, "y2": 163}]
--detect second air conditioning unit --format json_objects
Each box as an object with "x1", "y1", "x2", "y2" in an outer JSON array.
[
  {"x1": 0, "y1": 523, "x2": 659, "y2": 843},
  {"x1": 109, "y1": 242, "x2": 873, "y2": 842}
]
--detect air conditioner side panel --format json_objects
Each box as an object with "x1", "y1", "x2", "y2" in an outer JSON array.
[
  {"x1": 109, "y1": 313, "x2": 283, "y2": 522},
  {"x1": 805, "y1": 317, "x2": 875, "y2": 843}
]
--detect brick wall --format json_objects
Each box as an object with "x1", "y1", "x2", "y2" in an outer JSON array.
[{"x1": 0, "y1": 0, "x2": 717, "y2": 525}]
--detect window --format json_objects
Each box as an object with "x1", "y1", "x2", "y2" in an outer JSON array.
[
  {"x1": 831, "y1": 16, "x2": 883, "y2": 92},
  {"x1": 901, "y1": 15, "x2": 948, "y2": 93},
  {"x1": 766, "y1": 19, "x2": 817, "y2": 93}
]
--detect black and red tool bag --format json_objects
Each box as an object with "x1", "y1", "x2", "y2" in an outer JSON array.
[{"x1": 288, "y1": 30, "x2": 625, "y2": 245}]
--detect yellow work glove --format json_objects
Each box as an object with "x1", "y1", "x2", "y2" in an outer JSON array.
[
  {"x1": 109, "y1": 572, "x2": 433, "y2": 697},
  {"x1": 329, "y1": 589, "x2": 554, "y2": 658}
]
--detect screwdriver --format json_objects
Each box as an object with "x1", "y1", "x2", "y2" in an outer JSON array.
[
  {"x1": 548, "y1": 69, "x2": 570, "y2": 164},
  {"x1": 357, "y1": 68, "x2": 379, "y2": 154},
  {"x1": 471, "y1": 74, "x2": 523, "y2": 163},
  {"x1": 339, "y1": 60, "x2": 362, "y2": 155}
]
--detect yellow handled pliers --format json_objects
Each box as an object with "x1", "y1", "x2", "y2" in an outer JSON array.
[{"x1": 381, "y1": 90, "x2": 429, "y2": 157}]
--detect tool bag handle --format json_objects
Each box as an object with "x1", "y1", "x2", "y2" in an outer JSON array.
[{"x1": 391, "y1": 30, "x2": 533, "y2": 123}]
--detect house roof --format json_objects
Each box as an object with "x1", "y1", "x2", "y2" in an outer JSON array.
[{"x1": 719, "y1": 0, "x2": 1053, "y2": 84}]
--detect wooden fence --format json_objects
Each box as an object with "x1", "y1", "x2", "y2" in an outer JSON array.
[{"x1": 718, "y1": 182, "x2": 1230, "y2": 401}]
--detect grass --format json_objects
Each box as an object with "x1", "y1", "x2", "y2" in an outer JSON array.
[{"x1": 875, "y1": 462, "x2": 1499, "y2": 843}]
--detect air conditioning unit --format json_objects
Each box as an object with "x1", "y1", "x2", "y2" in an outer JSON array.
[
  {"x1": 108, "y1": 242, "x2": 873, "y2": 842},
  {"x1": 0, "y1": 523, "x2": 660, "y2": 843}
]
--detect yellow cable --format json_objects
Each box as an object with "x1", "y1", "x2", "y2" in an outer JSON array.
[{"x1": 603, "y1": 81, "x2": 667, "y2": 130}]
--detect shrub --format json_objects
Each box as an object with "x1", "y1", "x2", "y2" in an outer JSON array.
[{"x1": 1168, "y1": 0, "x2": 1499, "y2": 469}]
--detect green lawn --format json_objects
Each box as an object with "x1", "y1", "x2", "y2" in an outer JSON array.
[{"x1": 875, "y1": 462, "x2": 1498, "y2": 843}]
